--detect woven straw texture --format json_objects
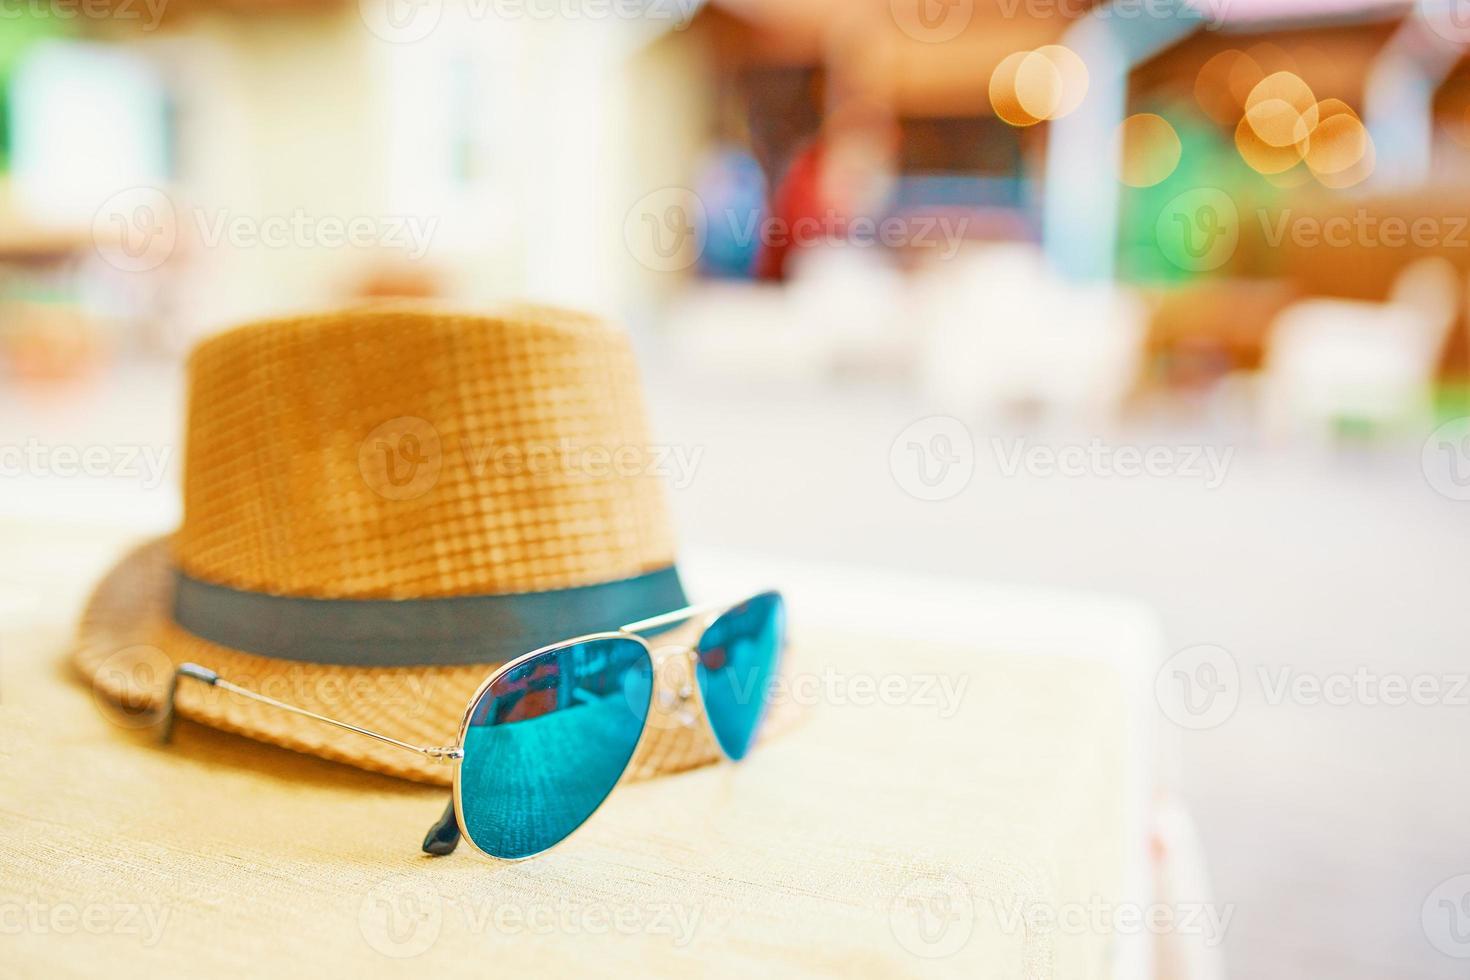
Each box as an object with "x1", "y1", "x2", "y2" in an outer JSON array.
[
  {"x1": 73, "y1": 304, "x2": 795, "y2": 783},
  {"x1": 177, "y1": 303, "x2": 673, "y2": 597}
]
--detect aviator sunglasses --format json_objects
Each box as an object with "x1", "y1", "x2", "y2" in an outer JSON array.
[{"x1": 161, "y1": 591, "x2": 786, "y2": 860}]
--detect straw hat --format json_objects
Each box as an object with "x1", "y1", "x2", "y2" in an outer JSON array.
[{"x1": 74, "y1": 303, "x2": 771, "y2": 785}]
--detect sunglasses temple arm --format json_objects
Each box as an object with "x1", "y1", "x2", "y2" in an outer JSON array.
[
  {"x1": 620, "y1": 600, "x2": 723, "y2": 634},
  {"x1": 161, "y1": 662, "x2": 464, "y2": 764},
  {"x1": 163, "y1": 663, "x2": 464, "y2": 858}
]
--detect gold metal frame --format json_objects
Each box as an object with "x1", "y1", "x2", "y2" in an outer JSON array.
[{"x1": 162, "y1": 594, "x2": 775, "y2": 862}]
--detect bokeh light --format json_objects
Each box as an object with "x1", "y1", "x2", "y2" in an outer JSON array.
[
  {"x1": 991, "y1": 45, "x2": 1089, "y2": 127},
  {"x1": 1314, "y1": 131, "x2": 1376, "y2": 189},
  {"x1": 1226, "y1": 51, "x2": 1266, "y2": 112},
  {"x1": 1245, "y1": 72, "x2": 1318, "y2": 148},
  {"x1": 1440, "y1": 78, "x2": 1470, "y2": 149},
  {"x1": 1245, "y1": 41, "x2": 1298, "y2": 78},
  {"x1": 1034, "y1": 45, "x2": 1089, "y2": 119},
  {"x1": 1235, "y1": 113, "x2": 1307, "y2": 174},
  {"x1": 990, "y1": 51, "x2": 1042, "y2": 127},
  {"x1": 1304, "y1": 110, "x2": 1369, "y2": 176},
  {"x1": 1117, "y1": 113, "x2": 1181, "y2": 187},
  {"x1": 1195, "y1": 49, "x2": 1256, "y2": 126},
  {"x1": 1015, "y1": 50, "x2": 1064, "y2": 121},
  {"x1": 1314, "y1": 98, "x2": 1358, "y2": 124},
  {"x1": 1217, "y1": 69, "x2": 1376, "y2": 188}
]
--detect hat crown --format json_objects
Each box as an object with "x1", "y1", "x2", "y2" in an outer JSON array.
[{"x1": 174, "y1": 305, "x2": 677, "y2": 599}]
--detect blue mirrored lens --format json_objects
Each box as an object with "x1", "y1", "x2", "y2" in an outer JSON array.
[
  {"x1": 458, "y1": 636, "x2": 652, "y2": 859},
  {"x1": 695, "y1": 591, "x2": 785, "y2": 761}
]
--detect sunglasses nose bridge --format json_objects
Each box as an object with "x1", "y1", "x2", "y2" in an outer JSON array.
[
  {"x1": 650, "y1": 641, "x2": 697, "y2": 666},
  {"x1": 649, "y1": 643, "x2": 699, "y2": 725}
]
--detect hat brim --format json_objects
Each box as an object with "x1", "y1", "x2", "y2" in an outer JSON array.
[{"x1": 73, "y1": 537, "x2": 800, "y2": 785}]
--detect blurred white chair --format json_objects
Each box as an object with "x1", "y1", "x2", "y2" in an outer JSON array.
[
  {"x1": 914, "y1": 243, "x2": 1147, "y2": 421},
  {"x1": 786, "y1": 245, "x2": 907, "y2": 375},
  {"x1": 667, "y1": 281, "x2": 829, "y2": 383},
  {"x1": 1263, "y1": 257, "x2": 1460, "y2": 438}
]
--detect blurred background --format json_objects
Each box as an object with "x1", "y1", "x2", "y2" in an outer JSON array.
[{"x1": 3, "y1": 0, "x2": 1470, "y2": 977}]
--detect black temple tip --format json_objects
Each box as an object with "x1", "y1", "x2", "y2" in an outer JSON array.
[
  {"x1": 161, "y1": 663, "x2": 220, "y2": 744},
  {"x1": 179, "y1": 663, "x2": 220, "y2": 684},
  {"x1": 422, "y1": 798, "x2": 461, "y2": 856}
]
